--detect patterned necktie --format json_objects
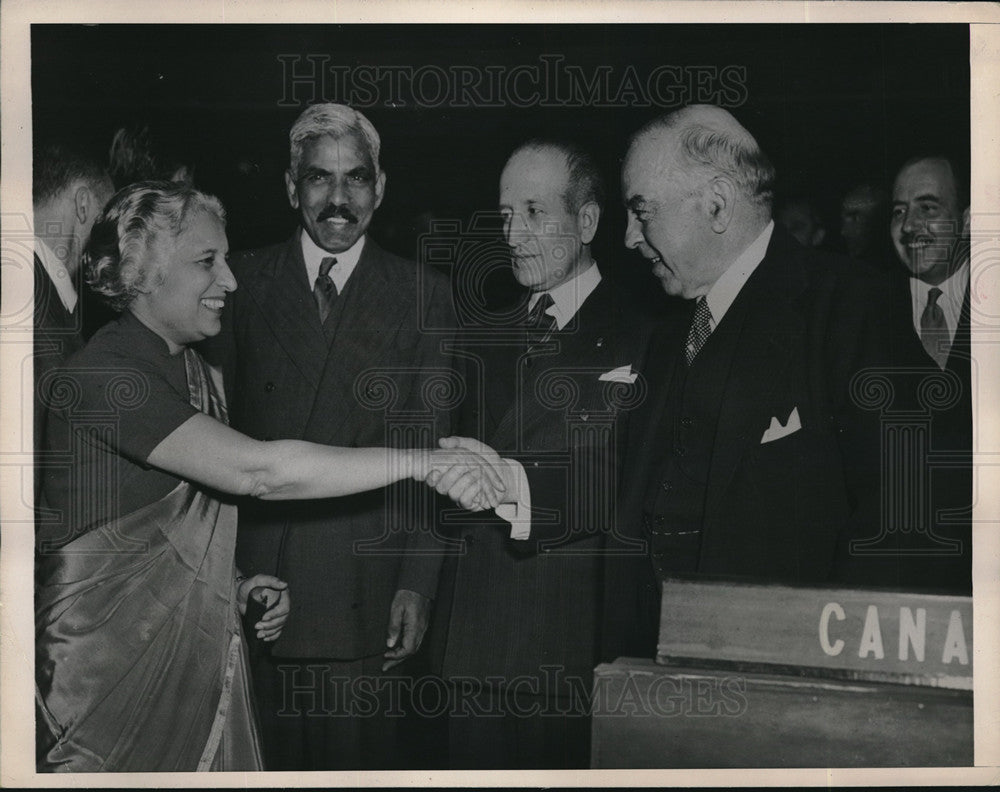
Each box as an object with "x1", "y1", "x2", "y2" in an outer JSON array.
[
  {"x1": 313, "y1": 256, "x2": 338, "y2": 324},
  {"x1": 685, "y1": 296, "x2": 713, "y2": 365},
  {"x1": 920, "y1": 287, "x2": 950, "y2": 370},
  {"x1": 526, "y1": 292, "x2": 557, "y2": 346}
]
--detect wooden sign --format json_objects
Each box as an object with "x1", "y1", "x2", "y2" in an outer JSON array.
[
  {"x1": 591, "y1": 658, "x2": 973, "y2": 768},
  {"x1": 656, "y1": 579, "x2": 972, "y2": 690}
]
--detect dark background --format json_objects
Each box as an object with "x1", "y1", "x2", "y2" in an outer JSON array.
[{"x1": 32, "y1": 23, "x2": 969, "y2": 285}]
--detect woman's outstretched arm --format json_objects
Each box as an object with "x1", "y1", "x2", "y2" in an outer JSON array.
[{"x1": 146, "y1": 413, "x2": 503, "y2": 507}]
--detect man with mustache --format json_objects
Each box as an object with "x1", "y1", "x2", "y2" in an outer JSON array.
[
  {"x1": 205, "y1": 103, "x2": 457, "y2": 770},
  {"x1": 888, "y1": 154, "x2": 972, "y2": 591}
]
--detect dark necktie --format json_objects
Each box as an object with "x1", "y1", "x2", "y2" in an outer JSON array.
[
  {"x1": 920, "y1": 287, "x2": 950, "y2": 370},
  {"x1": 313, "y1": 256, "x2": 338, "y2": 324},
  {"x1": 685, "y1": 296, "x2": 713, "y2": 365},
  {"x1": 526, "y1": 292, "x2": 557, "y2": 346}
]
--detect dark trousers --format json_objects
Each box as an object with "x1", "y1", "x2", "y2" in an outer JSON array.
[
  {"x1": 446, "y1": 683, "x2": 591, "y2": 769},
  {"x1": 250, "y1": 650, "x2": 405, "y2": 771}
]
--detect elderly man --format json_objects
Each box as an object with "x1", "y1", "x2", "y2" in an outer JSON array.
[
  {"x1": 32, "y1": 141, "x2": 113, "y2": 490},
  {"x1": 608, "y1": 105, "x2": 933, "y2": 656},
  {"x1": 426, "y1": 139, "x2": 651, "y2": 768},
  {"x1": 888, "y1": 154, "x2": 972, "y2": 592},
  {"x1": 206, "y1": 104, "x2": 457, "y2": 770}
]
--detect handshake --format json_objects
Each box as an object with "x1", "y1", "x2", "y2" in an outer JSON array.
[{"x1": 412, "y1": 436, "x2": 518, "y2": 512}]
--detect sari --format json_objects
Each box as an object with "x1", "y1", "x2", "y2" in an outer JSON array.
[{"x1": 35, "y1": 347, "x2": 263, "y2": 772}]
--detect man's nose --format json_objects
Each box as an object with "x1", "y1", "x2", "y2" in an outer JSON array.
[
  {"x1": 901, "y1": 207, "x2": 919, "y2": 236},
  {"x1": 624, "y1": 213, "x2": 643, "y2": 250},
  {"x1": 504, "y1": 213, "x2": 528, "y2": 245},
  {"x1": 326, "y1": 177, "x2": 349, "y2": 207}
]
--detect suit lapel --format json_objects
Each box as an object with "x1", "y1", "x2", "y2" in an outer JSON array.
[
  {"x1": 244, "y1": 233, "x2": 329, "y2": 389},
  {"x1": 303, "y1": 239, "x2": 408, "y2": 444},
  {"x1": 490, "y1": 280, "x2": 632, "y2": 448},
  {"x1": 705, "y1": 239, "x2": 802, "y2": 513}
]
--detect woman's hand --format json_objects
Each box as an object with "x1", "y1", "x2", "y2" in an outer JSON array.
[
  {"x1": 237, "y1": 573, "x2": 290, "y2": 642},
  {"x1": 413, "y1": 446, "x2": 506, "y2": 510}
]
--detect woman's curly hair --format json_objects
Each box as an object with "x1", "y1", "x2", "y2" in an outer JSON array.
[{"x1": 84, "y1": 180, "x2": 225, "y2": 311}]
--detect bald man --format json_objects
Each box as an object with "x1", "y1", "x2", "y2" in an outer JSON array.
[{"x1": 605, "y1": 105, "x2": 932, "y2": 657}]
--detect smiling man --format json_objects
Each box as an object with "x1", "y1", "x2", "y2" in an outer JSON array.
[
  {"x1": 607, "y1": 106, "x2": 941, "y2": 661},
  {"x1": 203, "y1": 104, "x2": 457, "y2": 771},
  {"x1": 890, "y1": 155, "x2": 971, "y2": 372},
  {"x1": 888, "y1": 154, "x2": 973, "y2": 592}
]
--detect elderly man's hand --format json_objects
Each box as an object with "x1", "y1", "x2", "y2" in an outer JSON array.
[
  {"x1": 428, "y1": 436, "x2": 518, "y2": 510},
  {"x1": 383, "y1": 589, "x2": 431, "y2": 671},
  {"x1": 420, "y1": 445, "x2": 506, "y2": 510}
]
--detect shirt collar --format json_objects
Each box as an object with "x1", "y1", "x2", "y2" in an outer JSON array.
[
  {"x1": 300, "y1": 229, "x2": 365, "y2": 293},
  {"x1": 528, "y1": 262, "x2": 602, "y2": 330},
  {"x1": 909, "y1": 256, "x2": 969, "y2": 337},
  {"x1": 35, "y1": 236, "x2": 77, "y2": 313},
  {"x1": 704, "y1": 221, "x2": 774, "y2": 329},
  {"x1": 910, "y1": 257, "x2": 969, "y2": 307}
]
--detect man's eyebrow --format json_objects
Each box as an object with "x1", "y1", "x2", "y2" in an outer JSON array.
[{"x1": 300, "y1": 165, "x2": 330, "y2": 176}]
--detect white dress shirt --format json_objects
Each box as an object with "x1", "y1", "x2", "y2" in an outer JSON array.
[
  {"x1": 703, "y1": 221, "x2": 774, "y2": 330},
  {"x1": 35, "y1": 236, "x2": 77, "y2": 314},
  {"x1": 527, "y1": 261, "x2": 602, "y2": 330},
  {"x1": 300, "y1": 229, "x2": 364, "y2": 294},
  {"x1": 909, "y1": 258, "x2": 969, "y2": 354}
]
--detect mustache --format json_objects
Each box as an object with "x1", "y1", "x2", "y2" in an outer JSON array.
[{"x1": 317, "y1": 205, "x2": 359, "y2": 223}]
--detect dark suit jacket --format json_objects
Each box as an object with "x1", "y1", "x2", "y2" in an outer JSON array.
[
  {"x1": 887, "y1": 266, "x2": 973, "y2": 591},
  {"x1": 608, "y1": 228, "x2": 942, "y2": 657},
  {"x1": 33, "y1": 254, "x2": 85, "y2": 498},
  {"x1": 204, "y1": 233, "x2": 457, "y2": 659},
  {"x1": 429, "y1": 275, "x2": 652, "y2": 686}
]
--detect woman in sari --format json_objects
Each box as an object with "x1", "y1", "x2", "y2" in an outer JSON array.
[{"x1": 35, "y1": 181, "x2": 501, "y2": 773}]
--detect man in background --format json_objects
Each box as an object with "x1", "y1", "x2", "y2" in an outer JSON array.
[
  {"x1": 888, "y1": 154, "x2": 972, "y2": 592},
  {"x1": 32, "y1": 141, "x2": 113, "y2": 492}
]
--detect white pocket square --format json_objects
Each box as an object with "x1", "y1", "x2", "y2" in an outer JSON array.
[
  {"x1": 760, "y1": 407, "x2": 801, "y2": 444},
  {"x1": 599, "y1": 364, "x2": 637, "y2": 384}
]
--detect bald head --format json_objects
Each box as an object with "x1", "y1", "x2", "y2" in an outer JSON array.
[{"x1": 628, "y1": 105, "x2": 775, "y2": 213}]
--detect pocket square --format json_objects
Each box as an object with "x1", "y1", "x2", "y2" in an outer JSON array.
[
  {"x1": 760, "y1": 407, "x2": 801, "y2": 444},
  {"x1": 599, "y1": 364, "x2": 637, "y2": 384}
]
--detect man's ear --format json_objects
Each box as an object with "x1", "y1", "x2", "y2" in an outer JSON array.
[
  {"x1": 811, "y1": 227, "x2": 827, "y2": 248},
  {"x1": 284, "y1": 170, "x2": 299, "y2": 210},
  {"x1": 74, "y1": 184, "x2": 95, "y2": 225},
  {"x1": 374, "y1": 170, "x2": 387, "y2": 211},
  {"x1": 706, "y1": 176, "x2": 736, "y2": 233},
  {"x1": 577, "y1": 201, "x2": 601, "y2": 245}
]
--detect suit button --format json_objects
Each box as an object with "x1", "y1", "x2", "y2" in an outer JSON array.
[
  {"x1": 265, "y1": 381, "x2": 275, "y2": 392},
  {"x1": 661, "y1": 481, "x2": 673, "y2": 492},
  {"x1": 681, "y1": 417, "x2": 693, "y2": 428},
  {"x1": 351, "y1": 602, "x2": 361, "y2": 610},
  {"x1": 675, "y1": 445, "x2": 686, "y2": 457},
  {"x1": 464, "y1": 534, "x2": 476, "y2": 548}
]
